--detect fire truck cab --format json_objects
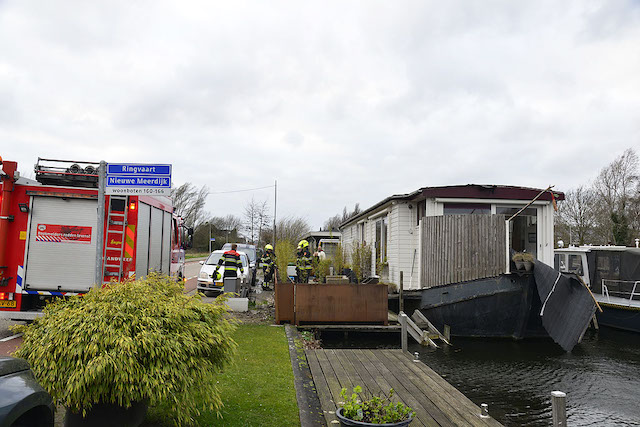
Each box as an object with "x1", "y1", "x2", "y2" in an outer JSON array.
[{"x1": 0, "y1": 157, "x2": 189, "y2": 320}]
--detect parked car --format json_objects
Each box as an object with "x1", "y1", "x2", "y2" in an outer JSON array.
[
  {"x1": 197, "y1": 250, "x2": 251, "y2": 297},
  {"x1": 221, "y1": 243, "x2": 258, "y2": 285},
  {"x1": 0, "y1": 357, "x2": 54, "y2": 427}
]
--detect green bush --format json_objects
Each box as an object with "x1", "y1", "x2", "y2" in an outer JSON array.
[
  {"x1": 314, "y1": 259, "x2": 332, "y2": 282},
  {"x1": 275, "y1": 239, "x2": 295, "y2": 283},
  {"x1": 350, "y1": 242, "x2": 372, "y2": 282},
  {"x1": 14, "y1": 273, "x2": 237, "y2": 426},
  {"x1": 340, "y1": 386, "x2": 414, "y2": 424}
]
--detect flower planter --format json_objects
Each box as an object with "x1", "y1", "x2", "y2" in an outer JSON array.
[
  {"x1": 64, "y1": 400, "x2": 148, "y2": 427},
  {"x1": 336, "y1": 408, "x2": 414, "y2": 427}
]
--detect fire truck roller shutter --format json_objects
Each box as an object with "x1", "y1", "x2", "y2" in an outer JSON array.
[
  {"x1": 161, "y1": 211, "x2": 171, "y2": 274},
  {"x1": 135, "y1": 202, "x2": 151, "y2": 277},
  {"x1": 148, "y1": 205, "x2": 164, "y2": 274},
  {"x1": 25, "y1": 196, "x2": 98, "y2": 292}
]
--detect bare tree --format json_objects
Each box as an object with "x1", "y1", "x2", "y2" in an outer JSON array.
[
  {"x1": 244, "y1": 198, "x2": 271, "y2": 245},
  {"x1": 592, "y1": 148, "x2": 639, "y2": 245},
  {"x1": 555, "y1": 186, "x2": 597, "y2": 245},
  {"x1": 275, "y1": 216, "x2": 311, "y2": 246},
  {"x1": 171, "y1": 183, "x2": 209, "y2": 227},
  {"x1": 323, "y1": 203, "x2": 361, "y2": 231},
  {"x1": 210, "y1": 215, "x2": 243, "y2": 233}
]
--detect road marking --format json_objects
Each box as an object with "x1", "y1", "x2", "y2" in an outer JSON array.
[{"x1": 0, "y1": 333, "x2": 23, "y2": 342}]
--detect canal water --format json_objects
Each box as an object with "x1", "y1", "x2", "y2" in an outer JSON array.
[{"x1": 322, "y1": 328, "x2": 640, "y2": 426}]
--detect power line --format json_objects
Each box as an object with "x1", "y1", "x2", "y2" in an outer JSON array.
[{"x1": 209, "y1": 184, "x2": 275, "y2": 195}]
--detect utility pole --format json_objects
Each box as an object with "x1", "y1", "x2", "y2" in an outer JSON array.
[
  {"x1": 208, "y1": 222, "x2": 212, "y2": 253},
  {"x1": 273, "y1": 179, "x2": 277, "y2": 244}
]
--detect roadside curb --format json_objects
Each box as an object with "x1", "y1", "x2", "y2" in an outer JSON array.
[{"x1": 284, "y1": 324, "x2": 326, "y2": 427}]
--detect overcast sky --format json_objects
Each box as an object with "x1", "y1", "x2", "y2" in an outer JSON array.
[{"x1": 1, "y1": 1, "x2": 639, "y2": 229}]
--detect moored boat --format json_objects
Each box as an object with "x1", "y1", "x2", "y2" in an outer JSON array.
[{"x1": 554, "y1": 246, "x2": 640, "y2": 333}]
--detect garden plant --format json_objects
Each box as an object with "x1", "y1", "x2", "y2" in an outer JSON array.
[
  {"x1": 339, "y1": 386, "x2": 414, "y2": 425},
  {"x1": 14, "y1": 273, "x2": 237, "y2": 426}
]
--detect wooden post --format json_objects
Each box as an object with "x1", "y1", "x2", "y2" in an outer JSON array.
[
  {"x1": 399, "y1": 271, "x2": 404, "y2": 314},
  {"x1": 399, "y1": 312, "x2": 408, "y2": 352},
  {"x1": 444, "y1": 324, "x2": 451, "y2": 342},
  {"x1": 551, "y1": 391, "x2": 567, "y2": 427}
]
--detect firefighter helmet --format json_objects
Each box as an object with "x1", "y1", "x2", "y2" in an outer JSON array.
[
  {"x1": 265, "y1": 244, "x2": 273, "y2": 251},
  {"x1": 298, "y1": 240, "x2": 309, "y2": 248}
]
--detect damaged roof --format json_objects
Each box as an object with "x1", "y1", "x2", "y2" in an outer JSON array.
[{"x1": 341, "y1": 184, "x2": 565, "y2": 228}]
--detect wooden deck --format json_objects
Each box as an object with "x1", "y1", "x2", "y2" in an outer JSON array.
[{"x1": 306, "y1": 349, "x2": 502, "y2": 426}]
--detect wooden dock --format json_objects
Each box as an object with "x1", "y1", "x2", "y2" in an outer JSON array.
[{"x1": 306, "y1": 349, "x2": 502, "y2": 426}]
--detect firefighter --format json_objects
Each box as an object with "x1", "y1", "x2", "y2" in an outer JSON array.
[
  {"x1": 296, "y1": 240, "x2": 312, "y2": 283},
  {"x1": 261, "y1": 244, "x2": 277, "y2": 290},
  {"x1": 214, "y1": 243, "x2": 244, "y2": 285}
]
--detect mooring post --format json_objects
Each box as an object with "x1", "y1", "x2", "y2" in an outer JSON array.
[
  {"x1": 399, "y1": 271, "x2": 404, "y2": 313},
  {"x1": 480, "y1": 403, "x2": 489, "y2": 418},
  {"x1": 399, "y1": 312, "x2": 408, "y2": 352},
  {"x1": 551, "y1": 391, "x2": 567, "y2": 427}
]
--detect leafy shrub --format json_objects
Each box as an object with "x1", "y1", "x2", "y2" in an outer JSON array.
[
  {"x1": 314, "y1": 259, "x2": 332, "y2": 282},
  {"x1": 339, "y1": 386, "x2": 414, "y2": 424},
  {"x1": 14, "y1": 273, "x2": 237, "y2": 426},
  {"x1": 350, "y1": 242, "x2": 372, "y2": 282},
  {"x1": 275, "y1": 239, "x2": 295, "y2": 283}
]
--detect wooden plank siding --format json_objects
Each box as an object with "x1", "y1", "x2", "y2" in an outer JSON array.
[
  {"x1": 421, "y1": 215, "x2": 506, "y2": 288},
  {"x1": 306, "y1": 349, "x2": 502, "y2": 426}
]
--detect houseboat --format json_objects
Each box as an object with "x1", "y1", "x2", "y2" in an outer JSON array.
[
  {"x1": 340, "y1": 184, "x2": 598, "y2": 349},
  {"x1": 554, "y1": 246, "x2": 640, "y2": 333}
]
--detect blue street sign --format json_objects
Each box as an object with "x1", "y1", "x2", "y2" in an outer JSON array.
[
  {"x1": 210, "y1": 238, "x2": 216, "y2": 242},
  {"x1": 107, "y1": 176, "x2": 171, "y2": 187},
  {"x1": 105, "y1": 163, "x2": 172, "y2": 195},
  {"x1": 107, "y1": 164, "x2": 171, "y2": 176}
]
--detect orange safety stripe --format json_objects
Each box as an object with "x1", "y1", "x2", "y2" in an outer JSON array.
[{"x1": 124, "y1": 225, "x2": 135, "y2": 258}]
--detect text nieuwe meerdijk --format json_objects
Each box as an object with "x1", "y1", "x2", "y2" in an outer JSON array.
[{"x1": 107, "y1": 177, "x2": 170, "y2": 186}]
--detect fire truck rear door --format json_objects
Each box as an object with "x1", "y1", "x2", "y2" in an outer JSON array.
[{"x1": 24, "y1": 196, "x2": 98, "y2": 292}]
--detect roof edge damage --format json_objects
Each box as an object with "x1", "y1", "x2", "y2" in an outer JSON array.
[{"x1": 340, "y1": 184, "x2": 565, "y2": 228}]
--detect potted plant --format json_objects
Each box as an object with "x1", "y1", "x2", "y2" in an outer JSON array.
[
  {"x1": 336, "y1": 386, "x2": 415, "y2": 426},
  {"x1": 512, "y1": 252, "x2": 525, "y2": 270},
  {"x1": 521, "y1": 252, "x2": 535, "y2": 271},
  {"x1": 13, "y1": 273, "x2": 237, "y2": 427}
]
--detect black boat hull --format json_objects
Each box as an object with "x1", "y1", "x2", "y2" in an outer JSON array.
[
  {"x1": 596, "y1": 303, "x2": 640, "y2": 333},
  {"x1": 418, "y1": 274, "x2": 547, "y2": 339}
]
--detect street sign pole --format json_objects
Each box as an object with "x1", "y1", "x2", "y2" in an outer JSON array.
[{"x1": 94, "y1": 160, "x2": 106, "y2": 286}]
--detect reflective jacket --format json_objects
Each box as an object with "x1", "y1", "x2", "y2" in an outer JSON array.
[
  {"x1": 301, "y1": 248, "x2": 312, "y2": 271},
  {"x1": 217, "y1": 250, "x2": 244, "y2": 277}
]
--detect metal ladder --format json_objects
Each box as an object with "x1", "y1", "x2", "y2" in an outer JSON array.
[{"x1": 102, "y1": 195, "x2": 128, "y2": 282}]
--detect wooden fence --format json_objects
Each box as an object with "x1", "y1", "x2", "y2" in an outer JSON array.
[{"x1": 421, "y1": 215, "x2": 506, "y2": 288}]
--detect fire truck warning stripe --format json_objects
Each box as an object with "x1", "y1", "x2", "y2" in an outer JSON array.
[
  {"x1": 125, "y1": 225, "x2": 135, "y2": 258},
  {"x1": 22, "y1": 290, "x2": 82, "y2": 296}
]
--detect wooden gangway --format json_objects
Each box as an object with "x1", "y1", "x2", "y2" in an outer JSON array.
[{"x1": 306, "y1": 349, "x2": 502, "y2": 427}]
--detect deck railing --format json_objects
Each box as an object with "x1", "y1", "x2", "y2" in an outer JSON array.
[{"x1": 601, "y1": 279, "x2": 640, "y2": 306}]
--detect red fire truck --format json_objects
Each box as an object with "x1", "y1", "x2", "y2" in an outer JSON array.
[{"x1": 0, "y1": 157, "x2": 190, "y2": 320}]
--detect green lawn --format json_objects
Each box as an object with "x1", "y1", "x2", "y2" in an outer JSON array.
[
  {"x1": 145, "y1": 324, "x2": 300, "y2": 427},
  {"x1": 185, "y1": 252, "x2": 210, "y2": 259}
]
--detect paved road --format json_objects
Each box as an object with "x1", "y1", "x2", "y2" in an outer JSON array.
[{"x1": 0, "y1": 259, "x2": 207, "y2": 357}]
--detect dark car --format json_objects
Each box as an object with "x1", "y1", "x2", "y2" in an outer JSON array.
[{"x1": 0, "y1": 357, "x2": 54, "y2": 427}]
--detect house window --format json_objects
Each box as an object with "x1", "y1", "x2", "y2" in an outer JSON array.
[
  {"x1": 416, "y1": 202, "x2": 425, "y2": 226},
  {"x1": 443, "y1": 203, "x2": 491, "y2": 215},
  {"x1": 375, "y1": 217, "x2": 387, "y2": 264},
  {"x1": 497, "y1": 206, "x2": 537, "y2": 257}
]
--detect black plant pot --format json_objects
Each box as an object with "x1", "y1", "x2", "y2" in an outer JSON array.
[
  {"x1": 64, "y1": 400, "x2": 148, "y2": 427},
  {"x1": 336, "y1": 408, "x2": 414, "y2": 427}
]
